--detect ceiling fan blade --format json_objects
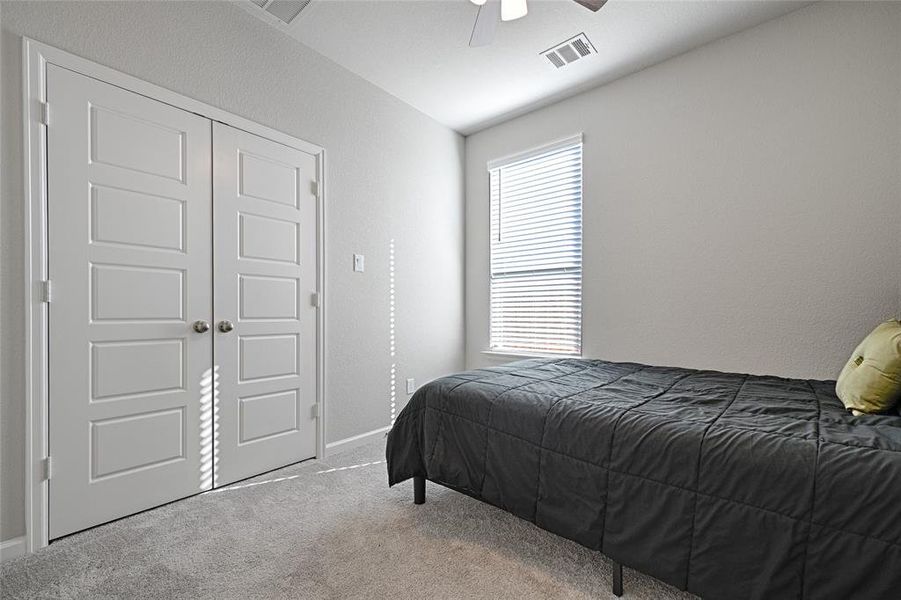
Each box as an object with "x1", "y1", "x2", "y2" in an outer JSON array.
[
  {"x1": 469, "y1": 0, "x2": 501, "y2": 47},
  {"x1": 572, "y1": 0, "x2": 607, "y2": 12}
]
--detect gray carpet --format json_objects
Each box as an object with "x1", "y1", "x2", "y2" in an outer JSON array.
[{"x1": 1, "y1": 440, "x2": 695, "y2": 599}]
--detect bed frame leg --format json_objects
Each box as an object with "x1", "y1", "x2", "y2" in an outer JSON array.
[
  {"x1": 612, "y1": 560, "x2": 623, "y2": 597},
  {"x1": 413, "y1": 476, "x2": 426, "y2": 505}
]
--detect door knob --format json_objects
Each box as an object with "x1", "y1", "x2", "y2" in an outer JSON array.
[
  {"x1": 218, "y1": 320, "x2": 235, "y2": 333},
  {"x1": 192, "y1": 320, "x2": 211, "y2": 333}
]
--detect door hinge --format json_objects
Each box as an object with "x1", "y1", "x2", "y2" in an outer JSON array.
[
  {"x1": 311, "y1": 180, "x2": 321, "y2": 198},
  {"x1": 310, "y1": 292, "x2": 321, "y2": 308},
  {"x1": 43, "y1": 457, "x2": 52, "y2": 480},
  {"x1": 41, "y1": 280, "x2": 52, "y2": 303},
  {"x1": 311, "y1": 403, "x2": 320, "y2": 419},
  {"x1": 40, "y1": 102, "x2": 50, "y2": 126}
]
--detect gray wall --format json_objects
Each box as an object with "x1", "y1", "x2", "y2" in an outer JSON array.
[
  {"x1": 0, "y1": 1, "x2": 465, "y2": 542},
  {"x1": 466, "y1": 2, "x2": 901, "y2": 376}
]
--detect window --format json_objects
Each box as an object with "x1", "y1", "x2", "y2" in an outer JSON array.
[{"x1": 489, "y1": 135, "x2": 582, "y2": 356}]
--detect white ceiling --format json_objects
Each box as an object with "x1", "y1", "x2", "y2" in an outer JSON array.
[{"x1": 246, "y1": 0, "x2": 811, "y2": 134}]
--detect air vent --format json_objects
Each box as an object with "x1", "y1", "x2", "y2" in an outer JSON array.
[
  {"x1": 248, "y1": 0, "x2": 311, "y2": 25},
  {"x1": 545, "y1": 53, "x2": 565, "y2": 68},
  {"x1": 540, "y1": 33, "x2": 596, "y2": 69}
]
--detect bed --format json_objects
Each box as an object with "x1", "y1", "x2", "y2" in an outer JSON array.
[{"x1": 386, "y1": 358, "x2": 901, "y2": 599}]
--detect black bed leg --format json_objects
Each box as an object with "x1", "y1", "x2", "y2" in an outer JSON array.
[
  {"x1": 612, "y1": 561, "x2": 623, "y2": 597},
  {"x1": 413, "y1": 476, "x2": 426, "y2": 505}
]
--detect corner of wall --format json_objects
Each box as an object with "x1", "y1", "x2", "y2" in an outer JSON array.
[{"x1": 0, "y1": 25, "x2": 28, "y2": 544}]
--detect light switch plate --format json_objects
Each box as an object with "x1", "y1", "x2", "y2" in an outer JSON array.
[
  {"x1": 406, "y1": 378, "x2": 415, "y2": 394},
  {"x1": 353, "y1": 254, "x2": 364, "y2": 272}
]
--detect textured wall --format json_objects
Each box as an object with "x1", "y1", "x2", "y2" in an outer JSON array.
[
  {"x1": 466, "y1": 2, "x2": 901, "y2": 377},
  {"x1": 0, "y1": 1, "x2": 465, "y2": 541}
]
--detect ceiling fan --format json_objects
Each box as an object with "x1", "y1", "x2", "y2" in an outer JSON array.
[{"x1": 469, "y1": 0, "x2": 607, "y2": 47}]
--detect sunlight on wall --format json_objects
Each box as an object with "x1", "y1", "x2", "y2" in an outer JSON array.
[{"x1": 389, "y1": 238, "x2": 397, "y2": 426}]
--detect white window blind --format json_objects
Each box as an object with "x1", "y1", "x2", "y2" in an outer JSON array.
[{"x1": 489, "y1": 136, "x2": 582, "y2": 356}]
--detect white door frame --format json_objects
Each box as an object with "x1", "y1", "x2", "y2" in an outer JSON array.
[{"x1": 22, "y1": 38, "x2": 328, "y2": 554}]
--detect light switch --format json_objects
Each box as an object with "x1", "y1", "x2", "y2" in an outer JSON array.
[
  {"x1": 353, "y1": 254, "x2": 364, "y2": 272},
  {"x1": 406, "y1": 378, "x2": 415, "y2": 394}
]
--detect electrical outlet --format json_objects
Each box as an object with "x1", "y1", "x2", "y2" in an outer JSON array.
[
  {"x1": 353, "y1": 254, "x2": 365, "y2": 272},
  {"x1": 406, "y1": 378, "x2": 415, "y2": 394}
]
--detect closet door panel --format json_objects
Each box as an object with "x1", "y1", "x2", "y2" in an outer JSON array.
[
  {"x1": 213, "y1": 123, "x2": 318, "y2": 486},
  {"x1": 47, "y1": 65, "x2": 213, "y2": 539}
]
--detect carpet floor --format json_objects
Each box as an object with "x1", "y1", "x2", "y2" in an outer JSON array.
[{"x1": 1, "y1": 440, "x2": 695, "y2": 599}]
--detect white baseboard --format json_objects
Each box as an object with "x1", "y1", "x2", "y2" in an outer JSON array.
[
  {"x1": 0, "y1": 536, "x2": 26, "y2": 562},
  {"x1": 324, "y1": 425, "x2": 391, "y2": 457}
]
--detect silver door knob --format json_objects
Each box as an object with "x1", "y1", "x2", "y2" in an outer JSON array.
[
  {"x1": 192, "y1": 320, "x2": 211, "y2": 333},
  {"x1": 218, "y1": 320, "x2": 235, "y2": 333}
]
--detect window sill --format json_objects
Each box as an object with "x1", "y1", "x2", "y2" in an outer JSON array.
[{"x1": 482, "y1": 350, "x2": 582, "y2": 360}]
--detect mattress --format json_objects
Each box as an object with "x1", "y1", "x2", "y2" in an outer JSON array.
[{"x1": 386, "y1": 358, "x2": 901, "y2": 599}]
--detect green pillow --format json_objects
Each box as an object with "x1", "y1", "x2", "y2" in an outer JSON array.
[{"x1": 836, "y1": 320, "x2": 901, "y2": 415}]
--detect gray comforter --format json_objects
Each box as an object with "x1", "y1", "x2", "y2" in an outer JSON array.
[{"x1": 386, "y1": 358, "x2": 901, "y2": 599}]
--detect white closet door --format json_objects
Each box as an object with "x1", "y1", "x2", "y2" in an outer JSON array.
[
  {"x1": 212, "y1": 123, "x2": 318, "y2": 486},
  {"x1": 47, "y1": 65, "x2": 213, "y2": 538}
]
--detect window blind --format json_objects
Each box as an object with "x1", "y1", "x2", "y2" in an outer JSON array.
[{"x1": 489, "y1": 137, "x2": 582, "y2": 355}]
